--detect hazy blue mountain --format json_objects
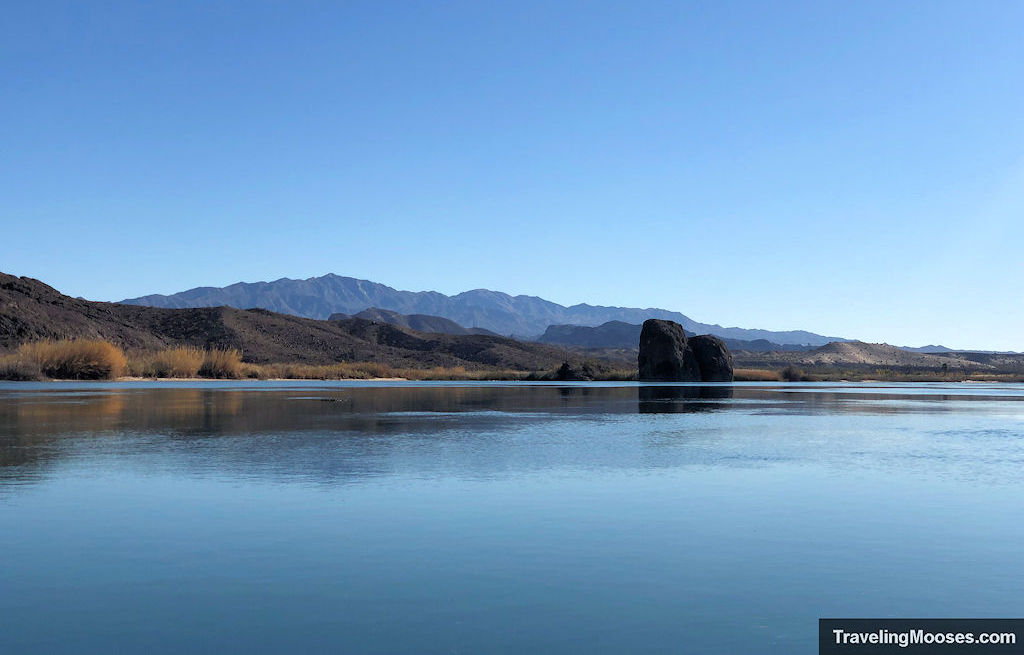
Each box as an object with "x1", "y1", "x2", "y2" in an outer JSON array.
[
  {"x1": 537, "y1": 321, "x2": 641, "y2": 349},
  {"x1": 899, "y1": 344, "x2": 954, "y2": 353},
  {"x1": 121, "y1": 273, "x2": 845, "y2": 346}
]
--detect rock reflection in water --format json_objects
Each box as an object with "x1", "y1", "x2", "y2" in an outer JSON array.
[{"x1": 637, "y1": 384, "x2": 735, "y2": 413}]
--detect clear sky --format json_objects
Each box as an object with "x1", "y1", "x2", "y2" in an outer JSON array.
[{"x1": 2, "y1": 1, "x2": 1022, "y2": 349}]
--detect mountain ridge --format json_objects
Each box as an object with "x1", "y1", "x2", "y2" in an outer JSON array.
[
  {"x1": 331, "y1": 308, "x2": 499, "y2": 337},
  {"x1": 0, "y1": 272, "x2": 612, "y2": 371},
  {"x1": 121, "y1": 273, "x2": 845, "y2": 346}
]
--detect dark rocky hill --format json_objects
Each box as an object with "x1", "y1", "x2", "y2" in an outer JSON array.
[
  {"x1": 120, "y1": 273, "x2": 844, "y2": 345},
  {"x1": 329, "y1": 308, "x2": 498, "y2": 336},
  {"x1": 0, "y1": 273, "x2": 608, "y2": 371}
]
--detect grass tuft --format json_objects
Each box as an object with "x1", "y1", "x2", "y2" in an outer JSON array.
[
  {"x1": 15, "y1": 339, "x2": 127, "y2": 380},
  {"x1": 733, "y1": 368, "x2": 782, "y2": 381},
  {"x1": 130, "y1": 346, "x2": 206, "y2": 378},
  {"x1": 246, "y1": 361, "x2": 530, "y2": 381},
  {"x1": 199, "y1": 348, "x2": 243, "y2": 379},
  {"x1": 0, "y1": 355, "x2": 44, "y2": 381}
]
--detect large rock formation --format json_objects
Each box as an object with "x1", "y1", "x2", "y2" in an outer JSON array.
[
  {"x1": 688, "y1": 334, "x2": 734, "y2": 382},
  {"x1": 638, "y1": 319, "x2": 701, "y2": 381},
  {"x1": 638, "y1": 319, "x2": 734, "y2": 382}
]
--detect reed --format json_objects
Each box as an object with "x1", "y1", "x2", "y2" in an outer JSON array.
[
  {"x1": 131, "y1": 346, "x2": 206, "y2": 378},
  {"x1": 199, "y1": 348, "x2": 243, "y2": 379},
  {"x1": 245, "y1": 361, "x2": 531, "y2": 381},
  {"x1": 733, "y1": 368, "x2": 782, "y2": 382},
  {"x1": 16, "y1": 339, "x2": 127, "y2": 380},
  {"x1": 0, "y1": 355, "x2": 43, "y2": 381}
]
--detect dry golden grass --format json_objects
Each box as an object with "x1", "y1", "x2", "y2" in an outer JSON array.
[
  {"x1": 15, "y1": 339, "x2": 127, "y2": 380},
  {"x1": 395, "y1": 366, "x2": 529, "y2": 381},
  {"x1": 733, "y1": 368, "x2": 782, "y2": 382},
  {"x1": 199, "y1": 348, "x2": 243, "y2": 379},
  {"x1": 602, "y1": 369, "x2": 639, "y2": 381},
  {"x1": 7, "y1": 339, "x2": 1016, "y2": 383},
  {"x1": 129, "y1": 346, "x2": 206, "y2": 378},
  {"x1": 245, "y1": 361, "x2": 531, "y2": 381},
  {"x1": 0, "y1": 354, "x2": 43, "y2": 381}
]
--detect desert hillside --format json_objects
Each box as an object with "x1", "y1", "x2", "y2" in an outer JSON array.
[
  {"x1": 734, "y1": 340, "x2": 1024, "y2": 374},
  {"x1": 119, "y1": 272, "x2": 843, "y2": 345},
  {"x1": 0, "y1": 273, "x2": 618, "y2": 371}
]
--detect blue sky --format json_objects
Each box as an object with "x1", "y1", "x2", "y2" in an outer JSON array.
[{"x1": 2, "y1": 1, "x2": 1022, "y2": 349}]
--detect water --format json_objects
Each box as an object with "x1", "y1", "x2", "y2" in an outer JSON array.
[{"x1": 1, "y1": 381, "x2": 1022, "y2": 653}]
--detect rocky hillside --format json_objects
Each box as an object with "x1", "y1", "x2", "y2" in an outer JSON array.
[
  {"x1": 330, "y1": 308, "x2": 498, "y2": 336},
  {"x1": 0, "y1": 273, "x2": 612, "y2": 371},
  {"x1": 120, "y1": 273, "x2": 844, "y2": 345},
  {"x1": 734, "y1": 341, "x2": 1024, "y2": 374}
]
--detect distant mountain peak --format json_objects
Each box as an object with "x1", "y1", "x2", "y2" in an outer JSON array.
[{"x1": 120, "y1": 272, "x2": 845, "y2": 346}]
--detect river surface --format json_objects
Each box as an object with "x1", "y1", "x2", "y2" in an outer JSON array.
[{"x1": 1, "y1": 381, "x2": 1022, "y2": 653}]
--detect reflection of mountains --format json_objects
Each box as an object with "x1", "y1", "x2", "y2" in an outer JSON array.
[
  {"x1": 3, "y1": 386, "x2": 729, "y2": 441},
  {"x1": 3, "y1": 384, "x2": 1022, "y2": 486}
]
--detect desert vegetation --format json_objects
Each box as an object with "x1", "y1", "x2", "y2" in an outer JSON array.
[
  {"x1": 198, "y1": 348, "x2": 244, "y2": 379},
  {"x1": 2, "y1": 339, "x2": 128, "y2": 380},
  {"x1": 0, "y1": 341, "x2": 246, "y2": 381},
  {"x1": 0, "y1": 339, "x2": 547, "y2": 381},
  {"x1": 246, "y1": 362, "x2": 530, "y2": 381},
  {"x1": 780, "y1": 365, "x2": 810, "y2": 382},
  {"x1": 733, "y1": 368, "x2": 783, "y2": 382},
  {"x1": 3, "y1": 339, "x2": 1023, "y2": 383},
  {"x1": 123, "y1": 346, "x2": 244, "y2": 379},
  {"x1": 129, "y1": 346, "x2": 205, "y2": 378},
  {"x1": 0, "y1": 356, "x2": 44, "y2": 381}
]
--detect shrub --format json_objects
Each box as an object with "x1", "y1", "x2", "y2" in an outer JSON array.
[
  {"x1": 199, "y1": 348, "x2": 243, "y2": 379},
  {"x1": 734, "y1": 368, "x2": 782, "y2": 382},
  {"x1": 150, "y1": 346, "x2": 205, "y2": 378},
  {"x1": 0, "y1": 355, "x2": 43, "y2": 381},
  {"x1": 17, "y1": 339, "x2": 127, "y2": 380},
  {"x1": 780, "y1": 365, "x2": 808, "y2": 382},
  {"x1": 238, "y1": 361, "x2": 534, "y2": 381}
]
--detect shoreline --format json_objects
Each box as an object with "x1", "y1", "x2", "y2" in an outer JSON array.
[{"x1": 7, "y1": 376, "x2": 1017, "y2": 385}]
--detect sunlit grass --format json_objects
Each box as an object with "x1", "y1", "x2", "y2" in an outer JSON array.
[
  {"x1": 0, "y1": 355, "x2": 43, "y2": 381},
  {"x1": 246, "y1": 362, "x2": 531, "y2": 381},
  {"x1": 733, "y1": 368, "x2": 782, "y2": 381},
  {"x1": 199, "y1": 348, "x2": 244, "y2": 379},
  {"x1": 14, "y1": 339, "x2": 127, "y2": 380},
  {"x1": 129, "y1": 346, "x2": 206, "y2": 378}
]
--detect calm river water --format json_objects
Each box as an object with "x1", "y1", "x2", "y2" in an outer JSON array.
[{"x1": 1, "y1": 381, "x2": 1022, "y2": 653}]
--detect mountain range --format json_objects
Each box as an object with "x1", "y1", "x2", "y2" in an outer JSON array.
[
  {"x1": 6, "y1": 271, "x2": 1022, "y2": 377},
  {"x1": 0, "y1": 273, "x2": 605, "y2": 371},
  {"x1": 121, "y1": 274, "x2": 844, "y2": 346}
]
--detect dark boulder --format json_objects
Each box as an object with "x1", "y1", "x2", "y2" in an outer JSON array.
[
  {"x1": 638, "y1": 319, "x2": 701, "y2": 381},
  {"x1": 688, "y1": 334, "x2": 734, "y2": 382}
]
